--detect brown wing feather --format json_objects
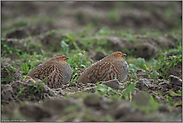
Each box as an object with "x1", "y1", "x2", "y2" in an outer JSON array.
[
  {"x1": 88, "y1": 61, "x2": 112, "y2": 83},
  {"x1": 27, "y1": 62, "x2": 55, "y2": 80}
]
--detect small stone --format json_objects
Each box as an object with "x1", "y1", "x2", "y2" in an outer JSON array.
[
  {"x1": 169, "y1": 75, "x2": 182, "y2": 86},
  {"x1": 101, "y1": 79, "x2": 121, "y2": 90}
]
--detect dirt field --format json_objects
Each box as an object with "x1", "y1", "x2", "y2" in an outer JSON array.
[{"x1": 1, "y1": 1, "x2": 182, "y2": 122}]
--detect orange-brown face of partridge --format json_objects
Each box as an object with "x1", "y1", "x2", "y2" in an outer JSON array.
[
  {"x1": 53, "y1": 55, "x2": 69, "y2": 62},
  {"x1": 77, "y1": 51, "x2": 129, "y2": 84},
  {"x1": 26, "y1": 54, "x2": 72, "y2": 88}
]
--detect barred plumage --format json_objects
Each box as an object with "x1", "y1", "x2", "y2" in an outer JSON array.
[
  {"x1": 26, "y1": 55, "x2": 72, "y2": 88},
  {"x1": 78, "y1": 51, "x2": 129, "y2": 84}
]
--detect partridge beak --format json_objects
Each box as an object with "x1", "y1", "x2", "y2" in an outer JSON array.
[
  {"x1": 65, "y1": 57, "x2": 69, "y2": 60},
  {"x1": 123, "y1": 53, "x2": 127, "y2": 57}
]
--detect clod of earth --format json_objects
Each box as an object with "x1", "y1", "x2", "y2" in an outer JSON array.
[
  {"x1": 101, "y1": 79, "x2": 121, "y2": 90},
  {"x1": 1, "y1": 80, "x2": 57, "y2": 105}
]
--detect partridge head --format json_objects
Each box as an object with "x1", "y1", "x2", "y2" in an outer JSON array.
[
  {"x1": 26, "y1": 54, "x2": 72, "y2": 88},
  {"x1": 78, "y1": 51, "x2": 129, "y2": 84}
]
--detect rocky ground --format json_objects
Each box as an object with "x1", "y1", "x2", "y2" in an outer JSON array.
[{"x1": 1, "y1": 1, "x2": 182, "y2": 122}]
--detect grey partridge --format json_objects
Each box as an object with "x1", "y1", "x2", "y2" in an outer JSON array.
[
  {"x1": 26, "y1": 54, "x2": 72, "y2": 88},
  {"x1": 78, "y1": 51, "x2": 129, "y2": 84}
]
